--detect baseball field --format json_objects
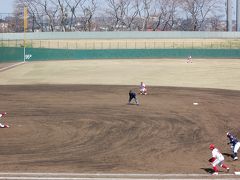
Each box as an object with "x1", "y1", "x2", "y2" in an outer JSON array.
[{"x1": 0, "y1": 59, "x2": 240, "y2": 179}]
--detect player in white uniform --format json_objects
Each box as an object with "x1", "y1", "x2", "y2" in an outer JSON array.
[
  {"x1": 186, "y1": 55, "x2": 192, "y2": 63},
  {"x1": 139, "y1": 82, "x2": 147, "y2": 95},
  {"x1": 0, "y1": 112, "x2": 9, "y2": 128},
  {"x1": 209, "y1": 144, "x2": 229, "y2": 175}
]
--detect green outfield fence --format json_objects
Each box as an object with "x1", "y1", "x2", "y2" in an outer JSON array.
[
  {"x1": 0, "y1": 47, "x2": 23, "y2": 62},
  {"x1": 1, "y1": 32, "x2": 240, "y2": 62},
  {"x1": 1, "y1": 47, "x2": 240, "y2": 62}
]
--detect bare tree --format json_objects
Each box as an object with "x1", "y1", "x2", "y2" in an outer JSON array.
[
  {"x1": 56, "y1": 0, "x2": 69, "y2": 31},
  {"x1": 80, "y1": 0, "x2": 97, "y2": 31},
  {"x1": 117, "y1": 0, "x2": 130, "y2": 30},
  {"x1": 208, "y1": 14, "x2": 226, "y2": 31},
  {"x1": 179, "y1": 0, "x2": 221, "y2": 31},
  {"x1": 151, "y1": 0, "x2": 179, "y2": 31},
  {"x1": 121, "y1": 0, "x2": 140, "y2": 30},
  {"x1": 105, "y1": 0, "x2": 142, "y2": 31},
  {"x1": 10, "y1": 0, "x2": 228, "y2": 32},
  {"x1": 105, "y1": 0, "x2": 123, "y2": 30},
  {"x1": 37, "y1": 0, "x2": 59, "y2": 32},
  {"x1": 140, "y1": 0, "x2": 152, "y2": 30},
  {"x1": 13, "y1": 0, "x2": 58, "y2": 32},
  {"x1": 65, "y1": 0, "x2": 85, "y2": 31}
]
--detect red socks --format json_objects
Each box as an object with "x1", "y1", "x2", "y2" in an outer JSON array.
[
  {"x1": 221, "y1": 164, "x2": 228, "y2": 169},
  {"x1": 213, "y1": 166, "x2": 218, "y2": 172}
]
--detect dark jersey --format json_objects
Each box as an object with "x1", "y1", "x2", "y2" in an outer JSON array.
[
  {"x1": 228, "y1": 135, "x2": 239, "y2": 146},
  {"x1": 129, "y1": 90, "x2": 136, "y2": 98}
]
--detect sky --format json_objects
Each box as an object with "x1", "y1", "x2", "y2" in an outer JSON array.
[{"x1": 0, "y1": 0, "x2": 14, "y2": 14}]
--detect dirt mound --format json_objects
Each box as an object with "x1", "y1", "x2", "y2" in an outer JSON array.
[{"x1": 0, "y1": 85, "x2": 239, "y2": 174}]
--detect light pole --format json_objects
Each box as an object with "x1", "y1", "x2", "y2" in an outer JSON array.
[
  {"x1": 237, "y1": 0, "x2": 240, "y2": 31},
  {"x1": 227, "y1": 0, "x2": 233, "y2": 31}
]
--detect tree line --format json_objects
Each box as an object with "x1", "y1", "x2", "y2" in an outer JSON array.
[{"x1": 1, "y1": 0, "x2": 230, "y2": 32}]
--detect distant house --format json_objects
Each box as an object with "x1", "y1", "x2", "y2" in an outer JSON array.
[{"x1": 0, "y1": 19, "x2": 9, "y2": 33}]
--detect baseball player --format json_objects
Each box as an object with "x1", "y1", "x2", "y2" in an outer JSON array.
[
  {"x1": 209, "y1": 144, "x2": 229, "y2": 175},
  {"x1": 186, "y1": 55, "x2": 192, "y2": 63},
  {"x1": 128, "y1": 90, "x2": 139, "y2": 105},
  {"x1": 0, "y1": 112, "x2": 9, "y2": 128},
  {"x1": 226, "y1": 132, "x2": 240, "y2": 160},
  {"x1": 139, "y1": 82, "x2": 147, "y2": 95}
]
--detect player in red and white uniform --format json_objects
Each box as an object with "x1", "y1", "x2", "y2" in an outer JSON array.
[
  {"x1": 0, "y1": 112, "x2": 9, "y2": 128},
  {"x1": 139, "y1": 82, "x2": 147, "y2": 95},
  {"x1": 209, "y1": 144, "x2": 229, "y2": 175}
]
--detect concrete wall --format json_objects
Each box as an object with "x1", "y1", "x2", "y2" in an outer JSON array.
[{"x1": 1, "y1": 31, "x2": 240, "y2": 40}]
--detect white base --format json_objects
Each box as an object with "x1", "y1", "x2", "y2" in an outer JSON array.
[{"x1": 235, "y1": 172, "x2": 240, "y2": 175}]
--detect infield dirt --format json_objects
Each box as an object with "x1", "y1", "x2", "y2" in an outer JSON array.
[{"x1": 0, "y1": 84, "x2": 240, "y2": 174}]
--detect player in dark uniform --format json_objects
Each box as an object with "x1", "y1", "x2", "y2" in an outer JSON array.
[
  {"x1": 128, "y1": 90, "x2": 139, "y2": 105},
  {"x1": 227, "y1": 132, "x2": 240, "y2": 160}
]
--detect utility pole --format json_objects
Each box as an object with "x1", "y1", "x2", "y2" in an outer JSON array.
[
  {"x1": 227, "y1": 0, "x2": 233, "y2": 31},
  {"x1": 237, "y1": 0, "x2": 240, "y2": 31}
]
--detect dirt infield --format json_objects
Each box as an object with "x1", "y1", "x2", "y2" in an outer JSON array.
[
  {"x1": 0, "y1": 59, "x2": 240, "y2": 176},
  {"x1": 0, "y1": 84, "x2": 240, "y2": 174}
]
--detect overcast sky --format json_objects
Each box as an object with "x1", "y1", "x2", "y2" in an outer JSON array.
[
  {"x1": 0, "y1": 0, "x2": 14, "y2": 13},
  {"x1": 0, "y1": 0, "x2": 237, "y2": 20}
]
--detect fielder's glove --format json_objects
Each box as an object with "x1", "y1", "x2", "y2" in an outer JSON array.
[{"x1": 209, "y1": 157, "x2": 216, "y2": 163}]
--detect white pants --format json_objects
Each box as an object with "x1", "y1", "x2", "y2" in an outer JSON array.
[
  {"x1": 140, "y1": 88, "x2": 147, "y2": 92},
  {"x1": 212, "y1": 158, "x2": 224, "y2": 167},
  {"x1": 231, "y1": 142, "x2": 240, "y2": 153}
]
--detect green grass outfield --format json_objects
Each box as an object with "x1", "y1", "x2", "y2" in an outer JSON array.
[{"x1": 0, "y1": 59, "x2": 240, "y2": 91}]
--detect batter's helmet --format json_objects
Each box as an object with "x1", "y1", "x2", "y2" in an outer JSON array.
[{"x1": 209, "y1": 144, "x2": 215, "y2": 150}]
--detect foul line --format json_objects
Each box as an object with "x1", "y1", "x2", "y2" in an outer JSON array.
[
  {"x1": 0, "y1": 173, "x2": 238, "y2": 179},
  {"x1": 0, "y1": 173, "x2": 231, "y2": 176},
  {"x1": 0, "y1": 61, "x2": 26, "y2": 72},
  {"x1": 0, "y1": 178, "x2": 238, "y2": 180}
]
